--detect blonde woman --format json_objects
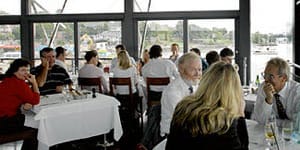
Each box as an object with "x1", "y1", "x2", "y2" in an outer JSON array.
[
  {"x1": 113, "y1": 50, "x2": 138, "y2": 96},
  {"x1": 137, "y1": 49, "x2": 150, "y2": 75},
  {"x1": 166, "y1": 61, "x2": 248, "y2": 150}
]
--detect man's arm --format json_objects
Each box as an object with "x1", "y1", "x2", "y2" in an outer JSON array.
[
  {"x1": 252, "y1": 83, "x2": 273, "y2": 124},
  {"x1": 35, "y1": 57, "x2": 49, "y2": 87}
]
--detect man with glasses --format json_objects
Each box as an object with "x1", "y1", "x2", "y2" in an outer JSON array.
[{"x1": 252, "y1": 57, "x2": 300, "y2": 127}]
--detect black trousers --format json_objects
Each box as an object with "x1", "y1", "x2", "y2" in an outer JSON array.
[{"x1": 0, "y1": 113, "x2": 38, "y2": 150}]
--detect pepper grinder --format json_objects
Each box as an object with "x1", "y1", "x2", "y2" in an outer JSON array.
[{"x1": 92, "y1": 88, "x2": 96, "y2": 98}]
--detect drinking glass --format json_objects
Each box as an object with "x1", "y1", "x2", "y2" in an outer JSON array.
[
  {"x1": 265, "y1": 123, "x2": 275, "y2": 146},
  {"x1": 282, "y1": 121, "x2": 293, "y2": 143}
]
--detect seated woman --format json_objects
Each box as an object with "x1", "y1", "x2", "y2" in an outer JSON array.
[
  {"x1": 166, "y1": 61, "x2": 248, "y2": 150},
  {"x1": 78, "y1": 50, "x2": 109, "y2": 93},
  {"x1": 112, "y1": 50, "x2": 139, "y2": 102},
  {"x1": 0, "y1": 59, "x2": 40, "y2": 150},
  {"x1": 137, "y1": 49, "x2": 149, "y2": 76}
]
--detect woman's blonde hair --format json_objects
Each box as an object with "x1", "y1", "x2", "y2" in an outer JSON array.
[
  {"x1": 118, "y1": 50, "x2": 132, "y2": 69},
  {"x1": 171, "y1": 61, "x2": 242, "y2": 136}
]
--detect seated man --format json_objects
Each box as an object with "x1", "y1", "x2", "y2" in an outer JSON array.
[
  {"x1": 110, "y1": 44, "x2": 136, "y2": 71},
  {"x1": 252, "y1": 57, "x2": 300, "y2": 127},
  {"x1": 220, "y1": 47, "x2": 239, "y2": 71},
  {"x1": 55, "y1": 46, "x2": 68, "y2": 71},
  {"x1": 31, "y1": 47, "x2": 72, "y2": 95},
  {"x1": 142, "y1": 44, "x2": 179, "y2": 103},
  {"x1": 161, "y1": 52, "x2": 202, "y2": 137}
]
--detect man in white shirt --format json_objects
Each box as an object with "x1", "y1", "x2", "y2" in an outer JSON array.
[
  {"x1": 160, "y1": 52, "x2": 202, "y2": 136},
  {"x1": 252, "y1": 57, "x2": 300, "y2": 127},
  {"x1": 110, "y1": 44, "x2": 136, "y2": 71},
  {"x1": 142, "y1": 45, "x2": 179, "y2": 92},
  {"x1": 55, "y1": 46, "x2": 68, "y2": 71}
]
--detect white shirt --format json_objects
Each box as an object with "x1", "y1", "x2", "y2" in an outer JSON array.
[
  {"x1": 160, "y1": 75, "x2": 198, "y2": 136},
  {"x1": 55, "y1": 59, "x2": 68, "y2": 71},
  {"x1": 112, "y1": 66, "x2": 138, "y2": 95},
  {"x1": 110, "y1": 57, "x2": 137, "y2": 71},
  {"x1": 252, "y1": 80, "x2": 300, "y2": 128},
  {"x1": 141, "y1": 58, "x2": 179, "y2": 92},
  {"x1": 78, "y1": 64, "x2": 108, "y2": 93}
]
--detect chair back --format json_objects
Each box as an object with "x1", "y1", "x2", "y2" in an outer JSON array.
[
  {"x1": 109, "y1": 77, "x2": 144, "y2": 135},
  {"x1": 0, "y1": 128, "x2": 37, "y2": 144},
  {"x1": 78, "y1": 77, "x2": 103, "y2": 93},
  {"x1": 146, "y1": 77, "x2": 170, "y2": 107},
  {"x1": 109, "y1": 77, "x2": 133, "y2": 100}
]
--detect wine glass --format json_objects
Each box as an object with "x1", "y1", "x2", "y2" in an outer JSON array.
[{"x1": 265, "y1": 123, "x2": 275, "y2": 148}]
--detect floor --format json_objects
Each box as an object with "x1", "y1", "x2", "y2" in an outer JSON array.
[{"x1": 0, "y1": 141, "x2": 22, "y2": 150}]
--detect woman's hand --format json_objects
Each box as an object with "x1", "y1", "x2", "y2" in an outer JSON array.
[
  {"x1": 25, "y1": 74, "x2": 37, "y2": 84},
  {"x1": 23, "y1": 103, "x2": 33, "y2": 110}
]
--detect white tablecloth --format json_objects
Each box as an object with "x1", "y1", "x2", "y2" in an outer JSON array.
[
  {"x1": 153, "y1": 119, "x2": 300, "y2": 150},
  {"x1": 25, "y1": 93, "x2": 123, "y2": 150}
]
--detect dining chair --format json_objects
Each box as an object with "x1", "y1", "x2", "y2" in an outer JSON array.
[
  {"x1": 78, "y1": 77, "x2": 103, "y2": 93},
  {"x1": 146, "y1": 77, "x2": 170, "y2": 108},
  {"x1": 0, "y1": 128, "x2": 37, "y2": 150},
  {"x1": 109, "y1": 77, "x2": 144, "y2": 135}
]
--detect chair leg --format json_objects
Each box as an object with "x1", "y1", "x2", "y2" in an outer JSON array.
[{"x1": 140, "y1": 98, "x2": 144, "y2": 135}]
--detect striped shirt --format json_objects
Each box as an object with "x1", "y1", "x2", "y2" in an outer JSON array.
[{"x1": 31, "y1": 64, "x2": 72, "y2": 95}]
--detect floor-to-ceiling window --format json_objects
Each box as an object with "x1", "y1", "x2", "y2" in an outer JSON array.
[
  {"x1": 250, "y1": 0, "x2": 294, "y2": 83},
  {"x1": 0, "y1": 0, "x2": 295, "y2": 84}
]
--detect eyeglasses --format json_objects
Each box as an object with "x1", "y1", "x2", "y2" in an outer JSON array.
[{"x1": 261, "y1": 72, "x2": 282, "y2": 80}]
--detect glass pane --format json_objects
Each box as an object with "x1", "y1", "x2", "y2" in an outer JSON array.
[
  {"x1": 250, "y1": 0, "x2": 293, "y2": 83},
  {"x1": 78, "y1": 21, "x2": 121, "y2": 65},
  {"x1": 0, "y1": 0, "x2": 20, "y2": 15},
  {"x1": 33, "y1": 22, "x2": 74, "y2": 72},
  {"x1": 0, "y1": 25, "x2": 21, "y2": 73},
  {"x1": 134, "y1": 0, "x2": 239, "y2": 12},
  {"x1": 138, "y1": 20, "x2": 183, "y2": 58},
  {"x1": 30, "y1": 0, "x2": 124, "y2": 14},
  {"x1": 188, "y1": 19, "x2": 235, "y2": 57}
]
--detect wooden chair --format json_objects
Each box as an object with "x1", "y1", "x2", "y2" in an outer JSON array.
[
  {"x1": 78, "y1": 77, "x2": 103, "y2": 93},
  {"x1": 0, "y1": 128, "x2": 37, "y2": 150},
  {"x1": 109, "y1": 77, "x2": 143, "y2": 133},
  {"x1": 146, "y1": 77, "x2": 170, "y2": 107}
]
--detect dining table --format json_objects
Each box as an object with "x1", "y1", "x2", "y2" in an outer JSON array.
[
  {"x1": 153, "y1": 119, "x2": 300, "y2": 150},
  {"x1": 24, "y1": 92, "x2": 123, "y2": 150}
]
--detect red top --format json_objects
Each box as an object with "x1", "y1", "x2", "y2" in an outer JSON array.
[{"x1": 0, "y1": 76, "x2": 40, "y2": 117}]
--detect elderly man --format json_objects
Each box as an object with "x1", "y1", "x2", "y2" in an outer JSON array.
[
  {"x1": 31, "y1": 47, "x2": 72, "y2": 95},
  {"x1": 160, "y1": 52, "x2": 202, "y2": 137},
  {"x1": 252, "y1": 57, "x2": 300, "y2": 127}
]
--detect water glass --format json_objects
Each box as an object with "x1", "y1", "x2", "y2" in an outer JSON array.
[{"x1": 282, "y1": 121, "x2": 293, "y2": 143}]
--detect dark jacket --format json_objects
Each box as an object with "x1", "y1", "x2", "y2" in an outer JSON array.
[{"x1": 166, "y1": 117, "x2": 249, "y2": 150}]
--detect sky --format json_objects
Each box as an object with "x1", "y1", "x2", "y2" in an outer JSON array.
[{"x1": 1, "y1": 0, "x2": 294, "y2": 34}]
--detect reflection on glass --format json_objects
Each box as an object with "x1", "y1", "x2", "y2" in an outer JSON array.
[
  {"x1": 30, "y1": 0, "x2": 124, "y2": 14},
  {"x1": 138, "y1": 20, "x2": 183, "y2": 58},
  {"x1": 0, "y1": 0, "x2": 20, "y2": 15},
  {"x1": 188, "y1": 19, "x2": 234, "y2": 57},
  {"x1": 250, "y1": 0, "x2": 293, "y2": 82},
  {"x1": 33, "y1": 22, "x2": 74, "y2": 73},
  {"x1": 78, "y1": 22, "x2": 121, "y2": 71},
  {"x1": 0, "y1": 25, "x2": 21, "y2": 73},
  {"x1": 134, "y1": 0, "x2": 239, "y2": 12}
]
